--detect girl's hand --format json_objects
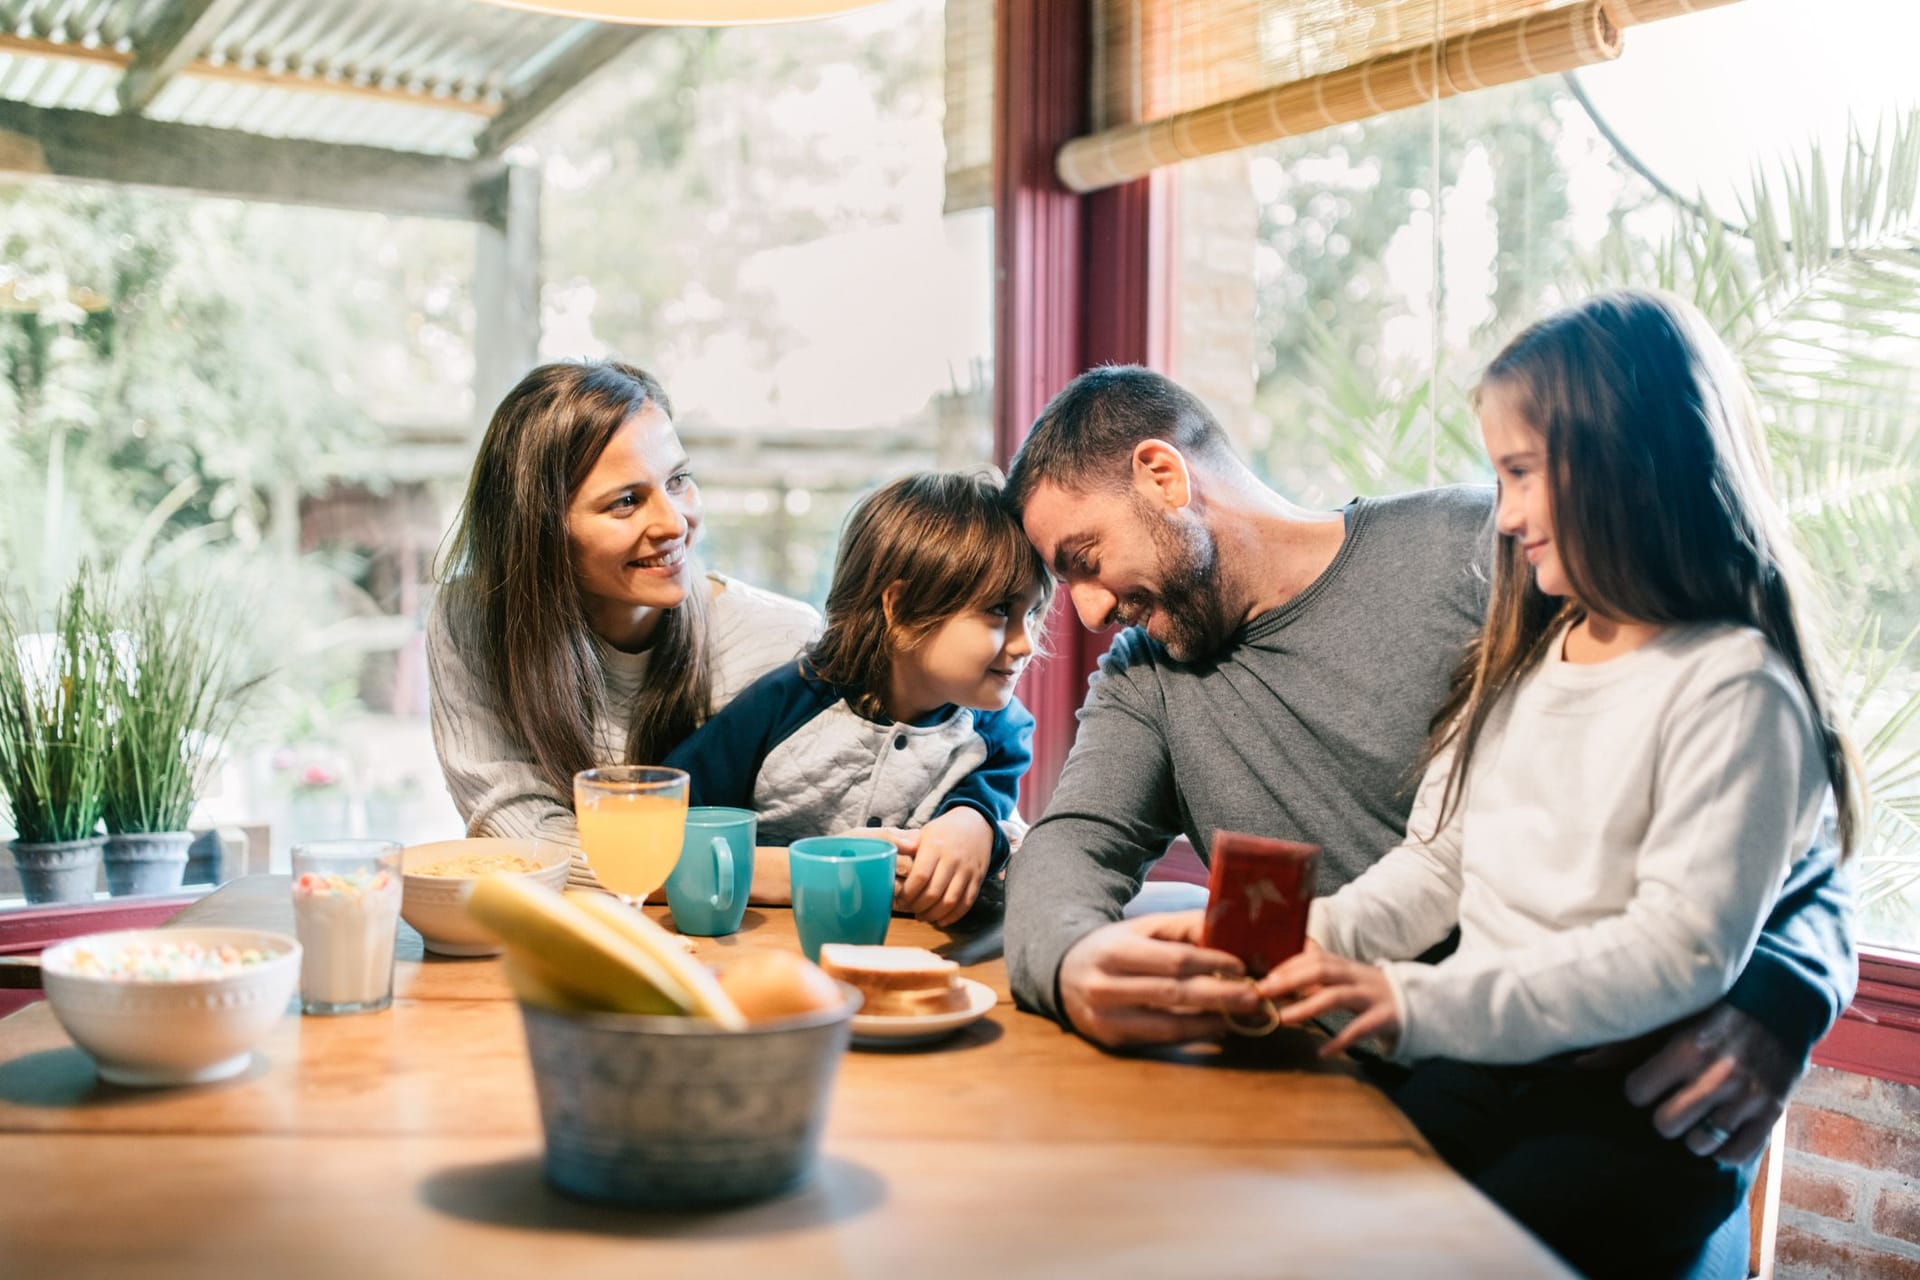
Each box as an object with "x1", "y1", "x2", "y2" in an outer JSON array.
[
  {"x1": 871, "y1": 807, "x2": 992, "y2": 928},
  {"x1": 1258, "y1": 944, "x2": 1404, "y2": 1059}
]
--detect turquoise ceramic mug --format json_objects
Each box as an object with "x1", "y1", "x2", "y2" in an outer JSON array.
[
  {"x1": 665, "y1": 807, "x2": 756, "y2": 937},
  {"x1": 788, "y1": 836, "x2": 895, "y2": 962}
]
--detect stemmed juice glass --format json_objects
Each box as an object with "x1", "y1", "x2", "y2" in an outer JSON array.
[{"x1": 573, "y1": 766, "x2": 690, "y2": 909}]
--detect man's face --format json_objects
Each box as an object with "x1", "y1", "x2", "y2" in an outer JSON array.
[{"x1": 1021, "y1": 476, "x2": 1236, "y2": 663}]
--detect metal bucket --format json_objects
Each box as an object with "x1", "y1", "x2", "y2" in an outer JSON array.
[{"x1": 518, "y1": 991, "x2": 858, "y2": 1208}]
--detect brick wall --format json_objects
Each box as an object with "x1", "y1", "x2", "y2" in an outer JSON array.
[{"x1": 1776, "y1": 1066, "x2": 1920, "y2": 1279}]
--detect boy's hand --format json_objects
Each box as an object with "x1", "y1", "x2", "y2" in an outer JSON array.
[
  {"x1": 878, "y1": 807, "x2": 993, "y2": 927},
  {"x1": 1260, "y1": 943, "x2": 1403, "y2": 1059},
  {"x1": 746, "y1": 846, "x2": 793, "y2": 906}
]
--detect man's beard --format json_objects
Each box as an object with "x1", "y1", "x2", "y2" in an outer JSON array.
[{"x1": 1122, "y1": 504, "x2": 1232, "y2": 663}]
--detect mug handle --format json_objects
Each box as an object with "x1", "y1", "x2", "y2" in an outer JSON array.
[{"x1": 709, "y1": 836, "x2": 734, "y2": 911}]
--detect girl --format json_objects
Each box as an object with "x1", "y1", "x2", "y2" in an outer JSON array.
[
  {"x1": 665, "y1": 470, "x2": 1051, "y2": 928},
  {"x1": 1259, "y1": 290, "x2": 1858, "y2": 1277},
  {"x1": 428, "y1": 362, "x2": 1001, "y2": 898}
]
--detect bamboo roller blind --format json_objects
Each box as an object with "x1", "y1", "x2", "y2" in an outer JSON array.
[
  {"x1": 943, "y1": 0, "x2": 994, "y2": 213},
  {"x1": 1061, "y1": 0, "x2": 1746, "y2": 194}
]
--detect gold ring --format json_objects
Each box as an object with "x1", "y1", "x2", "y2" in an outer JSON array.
[
  {"x1": 1227, "y1": 998, "x2": 1282, "y2": 1037},
  {"x1": 1226, "y1": 979, "x2": 1281, "y2": 1037}
]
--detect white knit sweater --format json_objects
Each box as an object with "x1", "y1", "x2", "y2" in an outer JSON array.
[
  {"x1": 1308, "y1": 622, "x2": 1829, "y2": 1064},
  {"x1": 426, "y1": 573, "x2": 821, "y2": 887}
]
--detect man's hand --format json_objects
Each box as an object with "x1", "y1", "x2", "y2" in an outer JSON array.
[
  {"x1": 1259, "y1": 942, "x2": 1403, "y2": 1059},
  {"x1": 1058, "y1": 911, "x2": 1263, "y2": 1048},
  {"x1": 865, "y1": 807, "x2": 993, "y2": 928},
  {"x1": 1616, "y1": 1002, "x2": 1804, "y2": 1164}
]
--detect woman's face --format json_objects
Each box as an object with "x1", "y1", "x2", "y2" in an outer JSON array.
[
  {"x1": 566, "y1": 403, "x2": 704, "y2": 628},
  {"x1": 1480, "y1": 381, "x2": 1569, "y2": 598}
]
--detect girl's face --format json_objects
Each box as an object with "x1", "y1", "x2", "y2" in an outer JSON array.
[
  {"x1": 566, "y1": 404, "x2": 704, "y2": 624},
  {"x1": 892, "y1": 578, "x2": 1049, "y2": 716},
  {"x1": 1480, "y1": 382, "x2": 1569, "y2": 598}
]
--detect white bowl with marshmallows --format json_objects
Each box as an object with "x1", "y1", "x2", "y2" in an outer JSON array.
[{"x1": 39, "y1": 927, "x2": 301, "y2": 1087}]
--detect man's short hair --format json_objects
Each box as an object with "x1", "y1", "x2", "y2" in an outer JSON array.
[{"x1": 1005, "y1": 365, "x2": 1236, "y2": 512}]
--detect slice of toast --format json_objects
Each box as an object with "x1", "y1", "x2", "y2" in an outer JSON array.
[{"x1": 819, "y1": 944, "x2": 968, "y2": 1017}]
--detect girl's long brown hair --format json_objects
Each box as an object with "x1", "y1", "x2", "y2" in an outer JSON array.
[
  {"x1": 437, "y1": 360, "x2": 713, "y2": 795},
  {"x1": 1427, "y1": 289, "x2": 1861, "y2": 856},
  {"x1": 807, "y1": 470, "x2": 1051, "y2": 720}
]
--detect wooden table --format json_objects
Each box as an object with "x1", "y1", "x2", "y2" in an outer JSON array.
[{"x1": 0, "y1": 877, "x2": 1568, "y2": 1278}]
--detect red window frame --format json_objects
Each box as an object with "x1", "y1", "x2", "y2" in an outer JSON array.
[
  {"x1": 0, "y1": 894, "x2": 202, "y2": 1018},
  {"x1": 1814, "y1": 946, "x2": 1920, "y2": 1088},
  {"x1": 994, "y1": 0, "x2": 1171, "y2": 822}
]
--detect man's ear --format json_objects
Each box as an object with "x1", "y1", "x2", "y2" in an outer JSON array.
[{"x1": 1131, "y1": 439, "x2": 1193, "y2": 511}]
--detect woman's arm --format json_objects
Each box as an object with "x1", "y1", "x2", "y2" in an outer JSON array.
[{"x1": 425, "y1": 598, "x2": 583, "y2": 852}]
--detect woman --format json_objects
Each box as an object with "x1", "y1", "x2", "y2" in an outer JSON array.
[{"x1": 427, "y1": 359, "x2": 996, "y2": 899}]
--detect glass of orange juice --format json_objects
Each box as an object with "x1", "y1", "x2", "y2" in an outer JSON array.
[{"x1": 573, "y1": 766, "x2": 690, "y2": 909}]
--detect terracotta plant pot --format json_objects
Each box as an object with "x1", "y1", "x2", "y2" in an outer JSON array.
[
  {"x1": 9, "y1": 835, "x2": 106, "y2": 905},
  {"x1": 103, "y1": 832, "x2": 194, "y2": 897}
]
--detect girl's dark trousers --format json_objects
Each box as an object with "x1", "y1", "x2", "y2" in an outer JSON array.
[{"x1": 1364, "y1": 1055, "x2": 1755, "y2": 1279}]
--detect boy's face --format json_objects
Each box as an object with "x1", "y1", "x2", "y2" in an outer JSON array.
[
  {"x1": 1480, "y1": 382, "x2": 1568, "y2": 598},
  {"x1": 893, "y1": 578, "x2": 1048, "y2": 715}
]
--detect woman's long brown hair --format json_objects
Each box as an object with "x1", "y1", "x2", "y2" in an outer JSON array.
[
  {"x1": 1426, "y1": 290, "x2": 1861, "y2": 856},
  {"x1": 437, "y1": 360, "x2": 713, "y2": 796}
]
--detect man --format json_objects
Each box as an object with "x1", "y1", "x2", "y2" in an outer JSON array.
[{"x1": 1003, "y1": 365, "x2": 1855, "y2": 1177}]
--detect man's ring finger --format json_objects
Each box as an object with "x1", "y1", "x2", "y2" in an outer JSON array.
[{"x1": 1694, "y1": 1121, "x2": 1732, "y2": 1148}]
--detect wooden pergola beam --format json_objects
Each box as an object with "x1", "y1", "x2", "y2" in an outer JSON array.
[
  {"x1": 118, "y1": 0, "x2": 251, "y2": 116},
  {"x1": 0, "y1": 101, "x2": 495, "y2": 222},
  {"x1": 475, "y1": 23, "x2": 657, "y2": 157},
  {"x1": 0, "y1": 33, "x2": 499, "y2": 119}
]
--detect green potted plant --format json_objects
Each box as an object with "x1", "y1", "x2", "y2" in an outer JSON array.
[
  {"x1": 0, "y1": 578, "x2": 115, "y2": 904},
  {"x1": 100, "y1": 587, "x2": 249, "y2": 897}
]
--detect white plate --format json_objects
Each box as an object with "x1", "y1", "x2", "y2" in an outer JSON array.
[{"x1": 850, "y1": 976, "x2": 998, "y2": 1047}]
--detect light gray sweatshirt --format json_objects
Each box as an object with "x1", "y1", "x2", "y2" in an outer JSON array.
[{"x1": 1004, "y1": 486, "x2": 1494, "y2": 1019}]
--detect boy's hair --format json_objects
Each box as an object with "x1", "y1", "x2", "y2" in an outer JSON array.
[
  {"x1": 1427, "y1": 288, "x2": 1861, "y2": 856},
  {"x1": 1005, "y1": 365, "x2": 1238, "y2": 511},
  {"x1": 807, "y1": 470, "x2": 1053, "y2": 719}
]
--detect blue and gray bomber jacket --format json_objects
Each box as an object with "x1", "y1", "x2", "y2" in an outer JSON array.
[{"x1": 663, "y1": 661, "x2": 1034, "y2": 874}]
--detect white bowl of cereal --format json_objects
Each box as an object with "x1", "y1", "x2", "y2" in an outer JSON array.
[
  {"x1": 401, "y1": 838, "x2": 572, "y2": 957},
  {"x1": 39, "y1": 927, "x2": 301, "y2": 1087}
]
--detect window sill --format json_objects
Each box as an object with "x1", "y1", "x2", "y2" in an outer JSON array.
[
  {"x1": 0, "y1": 892, "x2": 208, "y2": 955},
  {"x1": 1813, "y1": 945, "x2": 1920, "y2": 1087}
]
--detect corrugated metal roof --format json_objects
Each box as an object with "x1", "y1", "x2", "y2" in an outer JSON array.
[{"x1": 0, "y1": 0, "x2": 593, "y2": 156}]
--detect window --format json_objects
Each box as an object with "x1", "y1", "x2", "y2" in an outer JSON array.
[
  {"x1": 0, "y1": 0, "x2": 991, "y2": 891},
  {"x1": 1169, "y1": 0, "x2": 1920, "y2": 955},
  {"x1": 534, "y1": 0, "x2": 994, "y2": 604}
]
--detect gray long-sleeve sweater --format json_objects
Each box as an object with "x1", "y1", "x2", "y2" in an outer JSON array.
[
  {"x1": 1006, "y1": 486, "x2": 1494, "y2": 1018},
  {"x1": 1004, "y1": 484, "x2": 1855, "y2": 1058}
]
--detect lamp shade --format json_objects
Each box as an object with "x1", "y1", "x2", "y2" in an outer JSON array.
[{"x1": 471, "y1": 0, "x2": 892, "y2": 23}]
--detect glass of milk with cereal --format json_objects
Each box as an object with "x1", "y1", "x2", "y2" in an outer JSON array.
[{"x1": 290, "y1": 840, "x2": 403, "y2": 1015}]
